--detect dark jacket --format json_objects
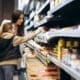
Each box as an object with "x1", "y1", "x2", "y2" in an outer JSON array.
[{"x1": 0, "y1": 36, "x2": 21, "y2": 61}]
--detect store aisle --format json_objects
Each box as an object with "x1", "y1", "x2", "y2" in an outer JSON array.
[{"x1": 26, "y1": 52, "x2": 60, "y2": 80}]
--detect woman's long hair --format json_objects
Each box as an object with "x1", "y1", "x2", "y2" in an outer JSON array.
[
  {"x1": 17, "y1": 20, "x2": 24, "y2": 36},
  {"x1": 11, "y1": 10, "x2": 24, "y2": 36}
]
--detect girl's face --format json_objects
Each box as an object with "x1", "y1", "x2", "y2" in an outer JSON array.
[
  {"x1": 16, "y1": 14, "x2": 24, "y2": 26},
  {"x1": 8, "y1": 29, "x2": 12, "y2": 33}
]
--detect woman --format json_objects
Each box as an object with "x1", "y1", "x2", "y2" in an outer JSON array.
[
  {"x1": 0, "y1": 21, "x2": 43, "y2": 80},
  {"x1": 11, "y1": 10, "x2": 25, "y2": 36}
]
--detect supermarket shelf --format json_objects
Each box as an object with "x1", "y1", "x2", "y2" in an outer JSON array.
[
  {"x1": 47, "y1": 55, "x2": 80, "y2": 80},
  {"x1": 26, "y1": 40, "x2": 42, "y2": 50},
  {"x1": 35, "y1": 0, "x2": 80, "y2": 28},
  {"x1": 35, "y1": 17, "x2": 48, "y2": 27},
  {"x1": 26, "y1": 42, "x2": 46, "y2": 65},
  {"x1": 25, "y1": 23, "x2": 34, "y2": 30},
  {"x1": 34, "y1": 15, "x2": 61, "y2": 28},
  {"x1": 25, "y1": 0, "x2": 80, "y2": 28},
  {"x1": 25, "y1": 0, "x2": 50, "y2": 26},
  {"x1": 26, "y1": 43, "x2": 35, "y2": 50},
  {"x1": 27, "y1": 24, "x2": 35, "y2": 31},
  {"x1": 35, "y1": 29, "x2": 80, "y2": 44},
  {"x1": 25, "y1": 18, "x2": 31, "y2": 26},
  {"x1": 48, "y1": 0, "x2": 73, "y2": 15},
  {"x1": 26, "y1": 42, "x2": 48, "y2": 65},
  {"x1": 34, "y1": 15, "x2": 53, "y2": 27},
  {"x1": 36, "y1": 0, "x2": 50, "y2": 15},
  {"x1": 25, "y1": 14, "x2": 35, "y2": 26},
  {"x1": 46, "y1": 29, "x2": 80, "y2": 42},
  {"x1": 36, "y1": 53, "x2": 47, "y2": 66},
  {"x1": 47, "y1": 55, "x2": 61, "y2": 67},
  {"x1": 47, "y1": 0, "x2": 80, "y2": 27},
  {"x1": 26, "y1": 40, "x2": 80, "y2": 80},
  {"x1": 26, "y1": 41, "x2": 80, "y2": 80}
]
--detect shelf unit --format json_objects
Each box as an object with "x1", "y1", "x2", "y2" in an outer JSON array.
[
  {"x1": 25, "y1": 0, "x2": 80, "y2": 29},
  {"x1": 26, "y1": 41, "x2": 80, "y2": 80},
  {"x1": 36, "y1": 52, "x2": 48, "y2": 65},
  {"x1": 47, "y1": 55, "x2": 80, "y2": 80},
  {"x1": 47, "y1": 0, "x2": 80, "y2": 27},
  {"x1": 34, "y1": 29, "x2": 80, "y2": 44},
  {"x1": 24, "y1": 0, "x2": 50, "y2": 30},
  {"x1": 25, "y1": 13, "x2": 35, "y2": 26},
  {"x1": 34, "y1": 0, "x2": 80, "y2": 28},
  {"x1": 34, "y1": 16, "x2": 48, "y2": 27},
  {"x1": 24, "y1": 0, "x2": 80, "y2": 80},
  {"x1": 26, "y1": 41, "x2": 49, "y2": 66},
  {"x1": 36, "y1": 0, "x2": 50, "y2": 15},
  {"x1": 48, "y1": 0, "x2": 73, "y2": 15}
]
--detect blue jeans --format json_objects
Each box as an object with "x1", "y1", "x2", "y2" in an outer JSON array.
[{"x1": 0, "y1": 65, "x2": 15, "y2": 80}]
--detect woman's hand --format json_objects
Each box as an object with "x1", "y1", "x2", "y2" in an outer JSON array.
[{"x1": 35, "y1": 27, "x2": 45, "y2": 35}]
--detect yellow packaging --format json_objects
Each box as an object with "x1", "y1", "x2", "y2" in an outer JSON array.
[
  {"x1": 66, "y1": 41, "x2": 72, "y2": 48},
  {"x1": 57, "y1": 38, "x2": 65, "y2": 60},
  {"x1": 73, "y1": 41, "x2": 79, "y2": 47}
]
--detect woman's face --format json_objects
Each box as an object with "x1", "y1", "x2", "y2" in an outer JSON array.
[{"x1": 16, "y1": 14, "x2": 24, "y2": 26}]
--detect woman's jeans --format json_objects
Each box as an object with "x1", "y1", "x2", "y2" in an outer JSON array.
[{"x1": 0, "y1": 65, "x2": 15, "y2": 80}]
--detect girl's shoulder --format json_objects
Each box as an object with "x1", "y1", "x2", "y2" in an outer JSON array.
[{"x1": 0, "y1": 32, "x2": 14, "y2": 39}]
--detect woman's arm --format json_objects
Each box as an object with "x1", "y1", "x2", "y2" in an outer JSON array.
[{"x1": 13, "y1": 27, "x2": 43, "y2": 46}]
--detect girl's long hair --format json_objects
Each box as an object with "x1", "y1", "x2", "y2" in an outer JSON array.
[{"x1": 0, "y1": 20, "x2": 11, "y2": 36}]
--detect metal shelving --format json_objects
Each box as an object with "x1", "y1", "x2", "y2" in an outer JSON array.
[
  {"x1": 36, "y1": 52, "x2": 48, "y2": 66},
  {"x1": 35, "y1": 16, "x2": 48, "y2": 27},
  {"x1": 36, "y1": 0, "x2": 50, "y2": 15},
  {"x1": 34, "y1": 29, "x2": 80, "y2": 44},
  {"x1": 48, "y1": 0, "x2": 73, "y2": 15},
  {"x1": 34, "y1": 0, "x2": 80, "y2": 28},
  {"x1": 24, "y1": 0, "x2": 80, "y2": 80},
  {"x1": 26, "y1": 40, "x2": 80, "y2": 80},
  {"x1": 47, "y1": 54, "x2": 80, "y2": 80},
  {"x1": 25, "y1": 13, "x2": 35, "y2": 26}
]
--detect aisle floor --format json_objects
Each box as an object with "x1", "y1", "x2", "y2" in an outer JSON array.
[{"x1": 26, "y1": 54, "x2": 59, "y2": 80}]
